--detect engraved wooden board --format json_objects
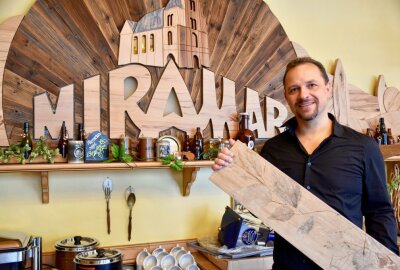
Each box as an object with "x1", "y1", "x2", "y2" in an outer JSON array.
[{"x1": 210, "y1": 141, "x2": 400, "y2": 269}]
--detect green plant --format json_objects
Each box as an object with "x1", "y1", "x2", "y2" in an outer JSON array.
[
  {"x1": 104, "y1": 143, "x2": 133, "y2": 163},
  {"x1": 201, "y1": 147, "x2": 219, "y2": 160},
  {"x1": 161, "y1": 154, "x2": 183, "y2": 172},
  {"x1": 29, "y1": 136, "x2": 60, "y2": 163},
  {"x1": 0, "y1": 136, "x2": 59, "y2": 164},
  {"x1": 0, "y1": 143, "x2": 28, "y2": 164}
]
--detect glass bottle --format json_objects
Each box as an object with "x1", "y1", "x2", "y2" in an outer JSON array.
[
  {"x1": 387, "y1": 128, "x2": 395, "y2": 145},
  {"x1": 183, "y1": 134, "x2": 191, "y2": 152},
  {"x1": 374, "y1": 126, "x2": 382, "y2": 145},
  {"x1": 366, "y1": 128, "x2": 374, "y2": 138},
  {"x1": 193, "y1": 127, "x2": 203, "y2": 160},
  {"x1": 77, "y1": 123, "x2": 86, "y2": 141},
  {"x1": 58, "y1": 121, "x2": 69, "y2": 158},
  {"x1": 379, "y1": 118, "x2": 388, "y2": 145},
  {"x1": 21, "y1": 122, "x2": 32, "y2": 159},
  {"x1": 236, "y1": 112, "x2": 255, "y2": 150}
]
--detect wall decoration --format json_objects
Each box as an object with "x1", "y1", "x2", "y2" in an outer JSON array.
[
  {"x1": 0, "y1": 0, "x2": 296, "y2": 146},
  {"x1": 0, "y1": 0, "x2": 398, "y2": 149},
  {"x1": 84, "y1": 131, "x2": 109, "y2": 162}
]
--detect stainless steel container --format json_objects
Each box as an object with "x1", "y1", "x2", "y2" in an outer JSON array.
[
  {"x1": 74, "y1": 248, "x2": 122, "y2": 270},
  {"x1": 55, "y1": 236, "x2": 99, "y2": 270},
  {"x1": 0, "y1": 231, "x2": 42, "y2": 270}
]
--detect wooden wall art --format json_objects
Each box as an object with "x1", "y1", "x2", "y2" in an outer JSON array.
[
  {"x1": 0, "y1": 0, "x2": 398, "y2": 153},
  {"x1": 0, "y1": 0, "x2": 297, "y2": 146}
]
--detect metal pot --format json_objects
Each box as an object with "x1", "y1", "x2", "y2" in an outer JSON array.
[
  {"x1": 0, "y1": 231, "x2": 42, "y2": 270},
  {"x1": 74, "y1": 248, "x2": 123, "y2": 270},
  {"x1": 55, "y1": 236, "x2": 99, "y2": 270}
]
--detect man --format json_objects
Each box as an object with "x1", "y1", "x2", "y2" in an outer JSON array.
[{"x1": 212, "y1": 57, "x2": 399, "y2": 269}]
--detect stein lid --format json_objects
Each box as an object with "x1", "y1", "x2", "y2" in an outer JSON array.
[{"x1": 55, "y1": 236, "x2": 99, "y2": 252}]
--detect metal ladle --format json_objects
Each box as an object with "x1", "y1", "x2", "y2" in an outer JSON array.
[{"x1": 126, "y1": 187, "x2": 136, "y2": 241}]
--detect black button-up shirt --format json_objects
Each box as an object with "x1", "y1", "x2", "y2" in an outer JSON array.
[{"x1": 260, "y1": 114, "x2": 399, "y2": 269}]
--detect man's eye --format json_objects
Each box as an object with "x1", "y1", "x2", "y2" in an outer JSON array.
[
  {"x1": 307, "y1": 83, "x2": 317, "y2": 88},
  {"x1": 288, "y1": 87, "x2": 298, "y2": 94}
]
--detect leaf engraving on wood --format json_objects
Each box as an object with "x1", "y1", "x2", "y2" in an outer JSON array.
[
  {"x1": 297, "y1": 216, "x2": 314, "y2": 236},
  {"x1": 269, "y1": 205, "x2": 294, "y2": 222}
]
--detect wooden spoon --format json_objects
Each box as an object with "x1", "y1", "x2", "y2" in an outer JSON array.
[{"x1": 127, "y1": 192, "x2": 136, "y2": 241}]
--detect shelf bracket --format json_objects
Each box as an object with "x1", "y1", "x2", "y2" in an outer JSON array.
[
  {"x1": 41, "y1": 171, "x2": 49, "y2": 204},
  {"x1": 182, "y1": 167, "x2": 200, "y2": 196}
]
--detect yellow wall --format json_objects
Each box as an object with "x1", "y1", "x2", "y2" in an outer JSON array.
[
  {"x1": 267, "y1": 0, "x2": 400, "y2": 94},
  {"x1": 0, "y1": 0, "x2": 400, "y2": 253}
]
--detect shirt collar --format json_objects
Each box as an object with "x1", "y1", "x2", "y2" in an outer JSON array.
[{"x1": 283, "y1": 113, "x2": 345, "y2": 137}]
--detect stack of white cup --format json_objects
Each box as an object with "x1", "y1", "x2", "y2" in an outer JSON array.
[{"x1": 136, "y1": 244, "x2": 200, "y2": 270}]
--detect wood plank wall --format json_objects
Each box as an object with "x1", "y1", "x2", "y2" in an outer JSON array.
[{"x1": 2, "y1": 0, "x2": 296, "y2": 144}]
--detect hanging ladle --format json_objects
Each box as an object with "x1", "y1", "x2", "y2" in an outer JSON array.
[{"x1": 126, "y1": 186, "x2": 136, "y2": 241}]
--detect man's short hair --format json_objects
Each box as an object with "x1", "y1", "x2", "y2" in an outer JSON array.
[{"x1": 283, "y1": 57, "x2": 329, "y2": 88}]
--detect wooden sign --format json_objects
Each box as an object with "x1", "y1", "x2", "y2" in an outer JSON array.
[
  {"x1": 0, "y1": 0, "x2": 399, "y2": 147},
  {"x1": 210, "y1": 142, "x2": 400, "y2": 269},
  {"x1": 84, "y1": 131, "x2": 109, "y2": 162}
]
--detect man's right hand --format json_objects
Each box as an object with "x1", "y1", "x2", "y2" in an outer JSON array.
[{"x1": 212, "y1": 139, "x2": 235, "y2": 171}]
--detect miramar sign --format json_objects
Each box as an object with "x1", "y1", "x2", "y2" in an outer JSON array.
[{"x1": 3, "y1": 0, "x2": 289, "y2": 146}]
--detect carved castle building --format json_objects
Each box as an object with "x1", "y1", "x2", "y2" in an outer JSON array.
[{"x1": 118, "y1": 0, "x2": 210, "y2": 69}]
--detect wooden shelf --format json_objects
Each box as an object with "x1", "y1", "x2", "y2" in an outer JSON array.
[{"x1": 0, "y1": 161, "x2": 214, "y2": 204}]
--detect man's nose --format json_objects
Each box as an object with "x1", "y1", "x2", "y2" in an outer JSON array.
[{"x1": 298, "y1": 86, "x2": 310, "y2": 98}]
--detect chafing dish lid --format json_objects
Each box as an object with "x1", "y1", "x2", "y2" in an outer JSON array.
[
  {"x1": 0, "y1": 231, "x2": 31, "y2": 251},
  {"x1": 74, "y1": 248, "x2": 122, "y2": 265},
  {"x1": 55, "y1": 236, "x2": 99, "y2": 252}
]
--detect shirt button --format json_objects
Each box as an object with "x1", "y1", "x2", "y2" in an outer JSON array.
[
  {"x1": 307, "y1": 162, "x2": 312, "y2": 166},
  {"x1": 306, "y1": 186, "x2": 311, "y2": 190}
]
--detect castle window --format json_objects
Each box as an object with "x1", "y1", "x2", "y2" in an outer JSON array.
[
  {"x1": 192, "y1": 33, "x2": 198, "y2": 47},
  {"x1": 142, "y1": 35, "x2": 146, "y2": 53},
  {"x1": 168, "y1": 31, "x2": 173, "y2": 45},
  {"x1": 150, "y1": 34, "x2": 154, "y2": 52},
  {"x1": 167, "y1": 14, "x2": 173, "y2": 26},
  {"x1": 190, "y1": 0, "x2": 195, "y2": 11},
  {"x1": 133, "y1": 36, "x2": 138, "y2": 54},
  {"x1": 191, "y1": 18, "x2": 197, "y2": 30}
]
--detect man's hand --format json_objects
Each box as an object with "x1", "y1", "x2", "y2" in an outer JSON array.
[{"x1": 212, "y1": 139, "x2": 235, "y2": 171}]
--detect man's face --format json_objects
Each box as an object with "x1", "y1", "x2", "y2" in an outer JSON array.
[{"x1": 284, "y1": 63, "x2": 332, "y2": 122}]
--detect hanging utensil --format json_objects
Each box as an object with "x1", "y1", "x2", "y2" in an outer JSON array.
[
  {"x1": 126, "y1": 186, "x2": 136, "y2": 241},
  {"x1": 103, "y1": 177, "x2": 113, "y2": 234}
]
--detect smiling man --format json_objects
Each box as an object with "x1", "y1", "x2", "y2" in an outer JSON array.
[{"x1": 213, "y1": 57, "x2": 399, "y2": 269}]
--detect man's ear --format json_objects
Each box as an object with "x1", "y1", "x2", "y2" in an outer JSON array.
[{"x1": 327, "y1": 81, "x2": 333, "y2": 97}]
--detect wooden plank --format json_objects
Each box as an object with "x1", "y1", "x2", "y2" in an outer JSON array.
[
  {"x1": 332, "y1": 59, "x2": 350, "y2": 126},
  {"x1": 210, "y1": 141, "x2": 400, "y2": 269},
  {"x1": 84, "y1": 75, "x2": 101, "y2": 135},
  {"x1": 381, "y1": 144, "x2": 400, "y2": 160},
  {"x1": 384, "y1": 87, "x2": 400, "y2": 113},
  {"x1": 0, "y1": 15, "x2": 24, "y2": 146}
]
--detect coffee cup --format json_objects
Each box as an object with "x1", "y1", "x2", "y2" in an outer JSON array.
[
  {"x1": 143, "y1": 255, "x2": 158, "y2": 270},
  {"x1": 160, "y1": 254, "x2": 177, "y2": 269},
  {"x1": 136, "y1": 248, "x2": 150, "y2": 270},
  {"x1": 178, "y1": 251, "x2": 195, "y2": 269}
]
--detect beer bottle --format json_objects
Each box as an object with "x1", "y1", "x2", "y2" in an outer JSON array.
[
  {"x1": 193, "y1": 127, "x2": 203, "y2": 160},
  {"x1": 366, "y1": 128, "x2": 374, "y2": 138},
  {"x1": 374, "y1": 126, "x2": 382, "y2": 144},
  {"x1": 21, "y1": 122, "x2": 32, "y2": 159},
  {"x1": 58, "y1": 121, "x2": 69, "y2": 158},
  {"x1": 379, "y1": 118, "x2": 388, "y2": 145},
  {"x1": 183, "y1": 134, "x2": 191, "y2": 152},
  {"x1": 77, "y1": 123, "x2": 86, "y2": 141},
  {"x1": 387, "y1": 128, "x2": 395, "y2": 145},
  {"x1": 236, "y1": 112, "x2": 255, "y2": 150}
]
